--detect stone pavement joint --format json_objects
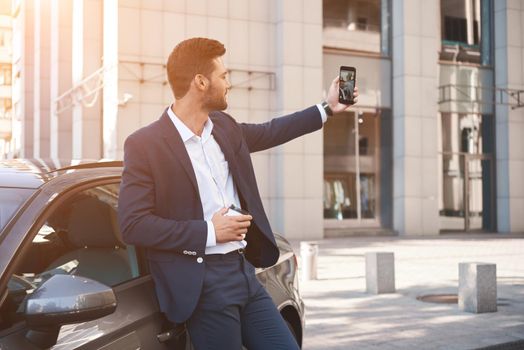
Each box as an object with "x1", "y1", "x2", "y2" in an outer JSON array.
[{"x1": 290, "y1": 234, "x2": 524, "y2": 350}]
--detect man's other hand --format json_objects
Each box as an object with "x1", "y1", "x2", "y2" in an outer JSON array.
[
  {"x1": 212, "y1": 208, "x2": 252, "y2": 243},
  {"x1": 326, "y1": 76, "x2": 359, "y2": 114}
]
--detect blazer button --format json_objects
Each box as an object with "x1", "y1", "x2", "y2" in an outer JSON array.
[
  {"x1": 183, "y1": 250, "x2": 188, "y2": 255},
  {"x1": 197, "y1": 257, "x2": 203, "y2": 264}
]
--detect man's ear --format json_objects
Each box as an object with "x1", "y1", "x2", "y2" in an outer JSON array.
[{"x1": 194, "y1": 74, "x2": 208, "y2": 91}]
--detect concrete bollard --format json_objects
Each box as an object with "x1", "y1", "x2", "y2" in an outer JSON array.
[
  {"x1": 300, "y1": 242, "x2": 318, "y2": 281},
  {"x1": 365, "y1": 252, "x2": 395, "y2": 294},
  {"x1": 459, "y1": 262, "x2": 497, "y2": 313}
]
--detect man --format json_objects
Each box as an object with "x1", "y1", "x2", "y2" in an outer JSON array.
[{"x1": 118, "y1": 37, "x2": 358, "y2": 349}]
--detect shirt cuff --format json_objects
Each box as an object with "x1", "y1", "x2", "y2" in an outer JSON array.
[
  {"x1": 206, "y1": 220, "x2": 217, "y2": 247},
  {"x1": 316, "y1": 104, "x2": 328, "y2": 123}
]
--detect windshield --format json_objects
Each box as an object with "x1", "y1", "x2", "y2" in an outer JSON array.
[{"x1": 0, "y1": 188, "x2": 35, "y2": 231}]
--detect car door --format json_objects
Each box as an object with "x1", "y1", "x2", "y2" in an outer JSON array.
[{"x1": 0, "y1": 178, "x2": 187, "y2": 349}]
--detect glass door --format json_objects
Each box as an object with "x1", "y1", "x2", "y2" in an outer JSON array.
[
  {"x1": 465, "y1": 155, "x2": 493, "y2": 231},
  {"x1": 323, "y1": 110, "x2": 380, "y2": 225},
  {"x1": 440, "y1": 153, "x2": 493, "y2": 231},
  {"x1": 439, "y1": 112, "x2": 494, "y2": 232}
]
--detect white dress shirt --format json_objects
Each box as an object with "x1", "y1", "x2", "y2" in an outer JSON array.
[{"x1": 167, "y1": 105, "x2": 327, "y2": 255}]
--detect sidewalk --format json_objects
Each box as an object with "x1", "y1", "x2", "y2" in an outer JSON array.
[{"x1": 290, "y1": 234, "x2": 524, "y2": 350}]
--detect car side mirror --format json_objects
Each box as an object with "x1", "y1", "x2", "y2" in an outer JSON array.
[{"x1": 24, "y1": 274, "x2": 117, "y2": 348}]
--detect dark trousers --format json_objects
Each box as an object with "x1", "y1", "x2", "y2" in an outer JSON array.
[{"x1": 186, "y1": 250, "x2": 300, "y2": 350}]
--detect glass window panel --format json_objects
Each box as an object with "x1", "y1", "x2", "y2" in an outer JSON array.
[
  {"x1": 324, "y1": 111, "x2": 356, "y2": 156},
  {"x1": 441, "y1": 113, "x2": 484, "y2": 154},
  {"x1": 324, "y1": 112, "x2": 357, "y2": 220},
  {"x1": 440, "y1": 153, "x2": 465, "y2": 228},
  {"x1": 440, "y1": 0, "x2": 492, "y2": 65},
  {"x1": 358, "y1": 113, "x2": 376, "y2": 156},
  {"x1": 324, "y1": 112, "x2": 380, "y2": 220},
  {"x1": 324, "y1": 173, "x2": 357, "y2": 219},
  {"x1": 441, "y1": 0, "x2": 480, "y2": 45},
  {"x1": 439, "y1": 111, "x2": 494, "y2": 231},
  {"x1": 360, "y1": 173, "x2": 375, "y2": 218},
  {"x1": 323, "y1": 0, "x2": 385, "y2": 54}
]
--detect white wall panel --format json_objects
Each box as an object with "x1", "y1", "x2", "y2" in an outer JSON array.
[
  {"x1": 185, "y1": 14, "x2": 207, "y2": 38},
  {"x1": 118, "y1": 7, "x2": 140, "y2": 56},
  {"x1": 228, "y1": 19, "x2": 249, "y2": 66},
  {"x1": 208, "y1": 0, "x2": 228, "y2": 18},
  {"x1": 141, "y1": 10, "x2": 163, "y2": 58},
  {"x1": 163, "y1": 12, "x2": 186, "y2": 57},
  {"x1": 228, "y1": 0, "x2": 248, "y2": 19}
]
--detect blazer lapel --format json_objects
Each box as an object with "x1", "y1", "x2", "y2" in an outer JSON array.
[
  {"x1": 158, "y1": 111, "x2": 200, "y2": 196},
  {"x1": 211, "y1": 123, "x2": 243, "y2": 189}
]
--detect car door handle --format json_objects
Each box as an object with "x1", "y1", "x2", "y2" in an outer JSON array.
[
  {"x1": 157, "y1": 324, "x2": 186, "y2": 343},
  {"x1": 157, "y1": 330, "x2": 173, "y2": 343}
]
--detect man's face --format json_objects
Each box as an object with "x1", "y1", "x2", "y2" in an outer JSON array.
[{"x1": 203, "y1": 58, "x2": 231, "y2": 111}]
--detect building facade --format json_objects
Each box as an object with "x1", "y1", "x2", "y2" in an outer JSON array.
[
  {"x1": 0, "y1": 0, "x2": 12, "y2": 158},
  {"x1": 12, "y1": 0, "x2": 524, "y2": 239}
]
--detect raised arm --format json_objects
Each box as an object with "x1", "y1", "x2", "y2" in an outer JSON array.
[{"x1": 240, "y1": 105, "x2": 323, "y2": 153}]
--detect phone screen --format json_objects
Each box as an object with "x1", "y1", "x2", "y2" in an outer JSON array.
[{"x1": 339, "y1": 66, "x2": 356, "y2": 104}]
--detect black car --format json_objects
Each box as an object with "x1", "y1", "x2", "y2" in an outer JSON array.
[{"x1": 0, "y1": 159, "x2": 304, "y2": 349}]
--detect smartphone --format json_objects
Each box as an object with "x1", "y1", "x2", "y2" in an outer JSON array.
[
  {"x1": 225, "y1": 204, "x2": 250, "y2": 217},
  {"x1": 339, "y1": 66, "x2": 356, "y2": 105}
]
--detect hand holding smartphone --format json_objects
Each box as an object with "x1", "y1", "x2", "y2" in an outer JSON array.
[
  {"x1": 339, "y1": 66, "x2": 356, "y2": 105},
  {"x1": 225, "y1": 204, "x2": 250, "y2": 217},
  {"x1": 224, "y1": 205, "x2": 250, "y2": 240}
]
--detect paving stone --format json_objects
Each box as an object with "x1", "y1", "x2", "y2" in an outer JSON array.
[{"x1": 293, "y1": 235, "x2": 524, "y2": 349}]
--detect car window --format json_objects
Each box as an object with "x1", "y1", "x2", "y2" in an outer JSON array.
[
  {"x1": 0, "y1": 183, "x2": 140, "y2": 331},
  {"x1": 0, "y1": 187, "x2": 35, "y2": 231}
]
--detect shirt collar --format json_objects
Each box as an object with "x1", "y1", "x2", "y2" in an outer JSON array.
[{"x1": 167, "y1": 105, "x2": 213, "y2": 143}]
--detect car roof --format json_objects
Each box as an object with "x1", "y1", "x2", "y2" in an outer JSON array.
[{"x1": 0, "y1": 159, "x2": 123, "y2": 189}]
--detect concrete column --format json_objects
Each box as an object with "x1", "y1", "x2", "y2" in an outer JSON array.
[
  {"x1": 71, "y1": 0, "x2": 103, "y2": 159},
  {"x1": 33, "y1": 0, "x2": 52, "y2": 158},
  {"x1": 50, "y1": 0, "x2": 58, "y2": 159},
  {"x1": 81, "y1": 0, "x2": 103, "y2": 159},
  {"x1": 392, "y1": 0, "x2": 440, "y2": 235},
  {"x1": 51, "y1": 0, "x2": 73, "y2": 159},
  {"x1": 16, "y1": 0, "x2": 34, "y2": 158},
  {"x1": 102, "y1": 0, "x2": 118, "y2": 159},
  {"x1": 71, "y1": 0, "x2": 83, "y2": 159},
  {"x1": 271, "y1": 0, "x2": 324, "y2": 240},
  {"x1": 494, "y1": 1, "x2": 524, "y2": 233}
]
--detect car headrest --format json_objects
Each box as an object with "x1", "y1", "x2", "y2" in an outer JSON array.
[{"x1": 67, "y1": 196, "x2": 124, "y2": 249}]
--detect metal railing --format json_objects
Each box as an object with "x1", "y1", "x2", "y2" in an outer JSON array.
[
  {"x1": 438, "y1": 84, "x2": 524, "y2": 110},
  {"x1": 55, "y1": 64, "x2": 115, "y2": 114}
]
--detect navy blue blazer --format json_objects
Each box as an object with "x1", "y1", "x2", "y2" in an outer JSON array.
[{"x1": 118, "y1": 105, "x2": 323, "y2": 323}]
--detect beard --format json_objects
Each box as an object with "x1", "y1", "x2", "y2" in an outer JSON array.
[
  {"x1": 203, "y1": 83, "x2": 228, "y2": 111},
  {"x1": 204, "y1": 96, "x2": 227, "y2": 111}
]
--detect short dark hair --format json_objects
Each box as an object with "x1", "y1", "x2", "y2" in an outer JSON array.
[{"x1": 166, "y1": 38, "x2": 226, "y2": 99}]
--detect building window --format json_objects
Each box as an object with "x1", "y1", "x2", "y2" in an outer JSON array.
[
  {"x1": 0, "y1": 98, "x2": 12, "y2": 119},
  {"x1": 0, "y1": 28, "x2": 11, "y2": 49},
  {"x1": 440, "y1": 0, "x2": 492, "y2": 65},
  {"x1": 323, "y1": 0, "x2": 390, "y2": 55},
  {"x1": 0, "y1": 64, "x2": 11, "y2": 85}
]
